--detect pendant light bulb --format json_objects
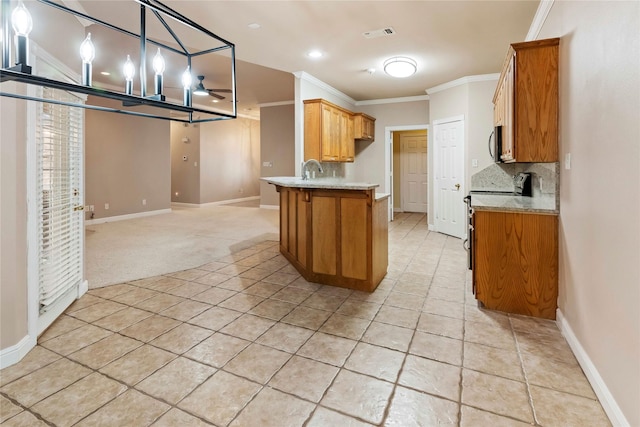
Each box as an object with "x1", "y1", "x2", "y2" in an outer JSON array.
[
  {"x1": 152, "y1": 48, "x2": 165, "y2": 75},
  {"x1": 181, "y1": 66, "x2": 192, "y2": 89},
  {"x1": 80, "y1": 33, "x2": 95, "y2": 64},
  {"x1": 123, "y1": 55, "x2": 135, "y2": 81},
  {"x1": 11, "y1": 1, "x2": 32, "y2": 36}
]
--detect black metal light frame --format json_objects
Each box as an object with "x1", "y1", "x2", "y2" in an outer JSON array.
[{"x1": 0, "y1": 0, "x2": 237, "y2": 123}]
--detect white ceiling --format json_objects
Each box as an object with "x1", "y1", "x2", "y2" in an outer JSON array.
[{"x1": 53, "y1": 1, "x2": 540, "y2": 117}]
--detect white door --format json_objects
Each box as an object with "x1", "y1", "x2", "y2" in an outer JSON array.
[
  {"x1": 401, "y1": 134, "x2": 427, "y2": 212},
  {"x1": 433, "y1": 117, "x2": 465, "y2": 238},
  {"x1": 27, "y1": 50, "x2": 87, "y2": 336}
]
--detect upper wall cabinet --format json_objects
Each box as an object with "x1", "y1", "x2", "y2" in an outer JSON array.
[
  {"x1": 493, "y1": 38, "x2": 559, "y2": 163},
  {"x1": 353, "y1": 113, "x2": 376, "y2": 141},
  {"x1": 304, "y1": 99, "x2": 355, "y2": 162}
]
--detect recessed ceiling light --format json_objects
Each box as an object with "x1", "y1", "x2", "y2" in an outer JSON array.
[
  {"x1": 307, "y1": 50, "x2": 323, "y2": 59},
  {"x1": 100, "y1": 71, "x2": 110, "y2": 76},
  {"x1": 383, "y1": 56, "x2": 417, "y2": 78},
  {"x1": 212, "y1": 99, "x2": 219, "y2": 103},
  {"x1": 247, "y1": 23, "x2": 260, "y2": 29}
]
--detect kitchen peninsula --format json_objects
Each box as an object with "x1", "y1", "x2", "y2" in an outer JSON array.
[{"x1": 263, "y1": 177, "x2": 389, "y2": 292}]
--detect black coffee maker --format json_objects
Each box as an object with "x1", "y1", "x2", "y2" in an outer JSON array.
[{"x1": 514, "y1": 172, "x2": 532, "y2": 196}]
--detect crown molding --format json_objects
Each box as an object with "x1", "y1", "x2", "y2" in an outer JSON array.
[
  {"x1": 426, "y1": 73, "x2": 500, "y2": 95},
  {"x1": 258, "y1": 101, "x2": 294, "y2": 108},
  {"x1": 355, "y1": 95, "x2": 429, "y2": 106},
  {"x1": 62, "y1": 0, "x2": 93, "y2": 27},
  {"x1": 526, "y1": 0, "x2": 555, "y2": 41},
  {"x1": 292, "y1": 71, "x2": 356, "y2": 105}
]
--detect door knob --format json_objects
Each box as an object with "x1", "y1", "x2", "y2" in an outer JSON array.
[{"x1": 455, "y1": 184, "x2": 461, "y2": 190}]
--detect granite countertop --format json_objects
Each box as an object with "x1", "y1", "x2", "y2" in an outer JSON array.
[
  {"x1": 375, "y1": 193, "x2": 390, "y2": 201},
  {"x1": 471, "y1": 193, "x2": 558, "y2": 214},
  {"x1": 262, "y1": 176, "x2": 379, "y2": 191}
]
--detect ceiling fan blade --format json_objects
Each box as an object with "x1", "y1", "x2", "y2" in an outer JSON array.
[
  {"x1": 209, "y1": 91, "x2": 226, "y2": 100},
  {"x1": 208, "y1": 89, "x2": 233, "y2": 93}
]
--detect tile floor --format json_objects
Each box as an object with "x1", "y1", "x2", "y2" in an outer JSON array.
[{"x1": 0, "y1": 213, "x2": 611, "y2": 426}]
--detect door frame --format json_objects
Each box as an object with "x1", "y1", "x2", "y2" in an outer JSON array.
[
  {"x1": 26, "y1": 44, "x2": 88, "y2": 350},
  {"x1": 385, "y1": 124, "x2": 429, "y2": 221},
  {"x1": 432, "y1": 115, "x2": 466, "y2": 237}
]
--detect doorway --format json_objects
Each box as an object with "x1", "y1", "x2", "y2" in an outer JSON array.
[{"x1": 385, "y1": 124, "x2": 429, "y2": 221}]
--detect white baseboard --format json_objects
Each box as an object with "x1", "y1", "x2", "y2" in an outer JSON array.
[
  {"x1": 393, "y1": 208, "x2": 404, "y2": 213},
  {"x1": 556, "y1": 309, "x2": 629, "y2": 427},
  {"x1": 85, "y1": 208, "x2": 172, "y2": 225},
  {"x1": 259, "y1": 204, "x2": 279, "y2": 210},
  {"x1": 171, "y1": 196, "x2": 260, "y2": 209},
  {"x1": 0, "y1": 335, "x2": 36, "y2": 369}
]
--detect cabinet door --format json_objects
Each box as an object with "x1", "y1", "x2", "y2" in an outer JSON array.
[
  {"x1": 312, "y1": 196, "x2": 337, "y2": 275},
  {"x1": 364, "y1": 117, "x2": 375, "y2": 140},
  {"x1": 340, "y1": 112, "x2": 354, "y2": 162},
  {"x1": 321, "y1": 105, "x2": 340, "y2": 161},
  {"x1": 501, "y1": 56, "x2": 515, "y2": 161},
  {"x1": 341, "y1": 197, "x2": 367, "y2": 280},
  {"x1": 473, "y1": 210, "x2": 558, "y2": 319}
]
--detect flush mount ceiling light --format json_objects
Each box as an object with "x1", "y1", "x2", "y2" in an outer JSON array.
[
  {"x1": 383, "y1": 56, "x2": 417, "y2": 78},
  {"x1": 307, "y1": 50, "x2": 323, "y2": 58}
]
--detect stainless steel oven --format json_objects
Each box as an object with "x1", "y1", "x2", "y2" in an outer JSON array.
[{"x1": 463, "y1": 194, "x2": 473, "y2": 270}]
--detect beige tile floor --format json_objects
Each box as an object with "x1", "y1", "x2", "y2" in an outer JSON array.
[{"x1": 0, "y1": 212, "x2": 611, "y2": 426}]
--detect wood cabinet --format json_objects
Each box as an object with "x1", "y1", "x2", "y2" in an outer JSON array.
[
  {"x1": 472, "y1": 209, "x2": 558, "y2": 319},
  {"x1": 493, "y1": 38, "x2": 559, "y2": 163},
  {"x1": 278, "y1": 185, "x2": 388, "y2": 292},
  {"x1": 304, "y1": 99, "x2": 354, "y2": 162},
  {"x1": 353, "y1": 113, "x2": 375, "y2": 141}
]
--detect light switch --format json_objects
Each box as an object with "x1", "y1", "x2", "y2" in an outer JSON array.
[
  {"x1": 262, "y1": 161, "x2": 273, "y2": 167},
  {"x1": 564, "y1": 153, "x2": 571, "y2": 170},
  {"x1": 194, "y1": 162, "x2": 198, "y2": 167},
  {"x1": 472, "y1": 159, "x2": 478, "y2": 168}
]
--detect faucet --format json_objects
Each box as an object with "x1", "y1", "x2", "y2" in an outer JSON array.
[{"x1": 301, "y1": 159, "x2": 323, "y2": 180}]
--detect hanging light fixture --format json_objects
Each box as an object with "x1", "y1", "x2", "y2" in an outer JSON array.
[
  {"x1": 123, "y1": 55, "x2": 135, "y2": 95},
  {"x1": 0, "y1": 0, "x2": 238, "y2": 123},
  {"x1": 79, "y1": 33, "x2": 95, "y2": 86},
  {"x1": 383, "y1": 56, "x2": 417, "y2": 78},
  {"x1": 10, "y1": 0, "x2": 32, "y2": 73},
  {"x1": 181, "y1": 66, "x2": 192, "y2": 106}
]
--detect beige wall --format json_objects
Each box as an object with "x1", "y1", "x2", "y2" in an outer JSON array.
[
  {"x1": 537, "y1": 2, "x2": 640, "y2": 425},
  {"x1": 170, "y1": 123, "x2": 201, "y2": 204},
  {"x1": 357, "y1": 101, "x2": 430, "y2": 192},
  {"x1": 260, "y1": 104, "x2": 295, "y2": 207},
  {"x1": 427, "y1": 79, "x2": 496, "y2": 226},
  {"x1": 0, "y1": 92, "x2": 29, "y2": 351},
  {"x1": 199, "y1": 118, "x2": 261, "y2": 204},
  {"x1": 85, "y1": 97, "x2": 171, "y2": 219},
  {"x1": 467, "y1": 80, "x2": 499, "y2": 174},
  {"x1": 427, "y1": 84, "x2": 468, "y2": 225}
]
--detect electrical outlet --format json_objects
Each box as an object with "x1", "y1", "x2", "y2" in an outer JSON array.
[
  {"x1": 239, "y1": 188, "x2": 244, "y2": 194},
  {"x1": 104, "y1": 203, "x2": 109, "y2": 210},
  {"x1": 472, "y1": 159, "x2": 478, "y2": 168},
  {"x1": 142, "y1": 199, "x2": 146, "y2": 206},
  {"x1": 90, "y1": 205, "x2": 94, "y2": 212}
]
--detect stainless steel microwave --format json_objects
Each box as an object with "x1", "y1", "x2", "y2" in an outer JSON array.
[{"x1": 491, "y1": 125, "x2": 502, "y2": 163}]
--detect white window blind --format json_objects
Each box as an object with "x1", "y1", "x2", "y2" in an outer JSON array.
[{"x1": 36, "y1": 87, "x2": 84, "y2": 312}]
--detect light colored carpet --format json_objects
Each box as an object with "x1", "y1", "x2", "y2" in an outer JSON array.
[{"x1": 85, "y1": 205, "x2": 279, "y2": 288}]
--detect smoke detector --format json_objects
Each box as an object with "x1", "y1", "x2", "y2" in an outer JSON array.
[{"x1": 362, "y1": 27, "x2": 396, "y2": 39}]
